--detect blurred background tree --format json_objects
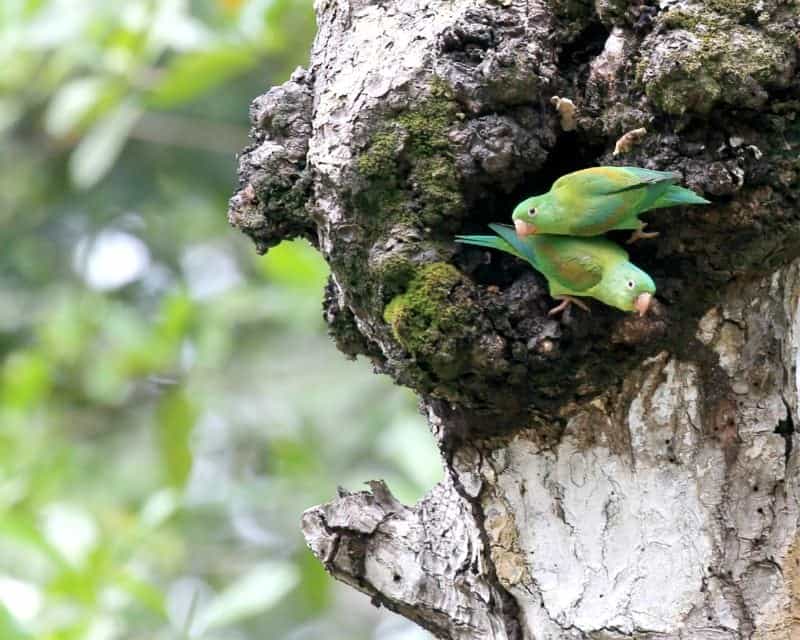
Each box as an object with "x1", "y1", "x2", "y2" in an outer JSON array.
[{"x1": 0, "y1": 1, "x2": 440, "y2": 638}]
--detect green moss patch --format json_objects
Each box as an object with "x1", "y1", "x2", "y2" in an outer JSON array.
[
  {"x1": 356, "y1": 85, "x2": 463, "y2": 227},
  {"x1": 383, "y1": 262, "x2": 476, "y2": 380},
  {"x1": 642, "y1": 7, "x2": 796, "y2": 115}
]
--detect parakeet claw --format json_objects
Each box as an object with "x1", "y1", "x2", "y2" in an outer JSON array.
[
  {"x1": 548, "y1": 296, "x2": 590, "y2": 316},
  {"x1": 626, "y1": 229, "x2": 660, "y2": 244},
  {"x1": 626, "y1": 223, "x2": 660, "y2": 244}
]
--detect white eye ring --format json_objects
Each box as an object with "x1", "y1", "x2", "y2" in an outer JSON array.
[
  {"x1": 627, "y1": 280, "x2": 635, "y2": 289},
  {"x1": 528, "y1": 207, "x2": 537, "y2": 217}
]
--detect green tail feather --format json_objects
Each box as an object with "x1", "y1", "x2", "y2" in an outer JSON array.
[
  {"x1": 455, "y1": 224, "x2": 539, "y2": 267},
  {"x1": 652, "y1": 185, "x2": 710, "y2": 207},
  {"x1": 455, "y1": 234, "x2": 522, "y2": 259},
  {"x1": 488, "y1": 223, "x2": 538, "y2": 266}
]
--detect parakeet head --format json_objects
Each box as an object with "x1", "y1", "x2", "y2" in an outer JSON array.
[
  {"x1": 602, "y1": 262, "x2": 656, "y2": 316},
  {"x1": 512, "y1": 194, "x2": 558, "y2": 237}
]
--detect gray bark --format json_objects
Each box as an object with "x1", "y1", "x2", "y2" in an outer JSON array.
[{"x1": 229, "y1": 0, "x2": 800, "y2": 637}]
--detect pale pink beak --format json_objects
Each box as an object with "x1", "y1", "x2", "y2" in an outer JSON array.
[
  {"x1": 514, "y1": 219, "x2": 538, "y2": 237},
  {"x1": 633, "y1": 292, "x2": 652, "y2": 317}
]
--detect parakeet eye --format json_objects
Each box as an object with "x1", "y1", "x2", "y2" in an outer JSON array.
[
  {"x1": 528, "y1": 207, "x2": 537, "y2": 217},
  {"x1": 627, "y1": 280, "x2": 635, "y2": 289}
]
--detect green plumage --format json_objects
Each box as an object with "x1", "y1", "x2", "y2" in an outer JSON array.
[
  {"x1": 512, "y1": 166, "x2": 709, "y2": 237},
  {"x1": 456, "y1": 224, "x2": 656, "y2": 313}
]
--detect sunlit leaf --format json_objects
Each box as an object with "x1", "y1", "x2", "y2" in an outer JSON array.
[
  {"x1": 40, "y1": 502, "x2": 98, "y2": 569},
  {"x1": 145, "y1": 45, "x2": 258, "y2": 109},
  {"x1": 1, "y1": 351, "x2": 51, "y2": 409},
  {"x1": 378, "y1": 416, "x2": 443, "y2": 493},
  {"x1": 156, "y1": 390, "x2": 197, "y2": 488},
  {"x1": 113, "y1": 570, "x2": 167, "y2": 618},
  {"x1": 69, "y1": 100, "x2": 142, "y2": 189},
  {"x1": 138, "y1": 488, "x2": 180, "y2": 529},
  {"x1": 166, "y1": 576, "x2": 214, "y2": 636},
  {"x1": 0, "y1": 603, "x2": 32, "y2": 640},
  {"x1": 194, "y1": 561, "x2": 299, "y2": 633},
  {"x1": 0, "y1": 512, "x2": 65, "y2": 566},
  {"x1": 22, "y1": 1, "x2": 90, "y2": 49},
  {"x1": 296, "y1": 549, "x2": 330, "y2": 614},
  {"x1": 37, "y1": 295, "x2": 94, "y2": 366},
  {"x1": 43, "y1": 76, "x2": 105, "y2": 138},
  {"x1": 258, "y1": 239, "x2": 329, "y2": 291},
  {"x1": 157, "y1": 292, "x2": 194, "y2": 343},
  {"x1": 82, "y1": 356, "x2": 131, "y2": 406},
  {"x1": 0, "y1": 99, "x2": 23, "y2": 134},
  {"x1": 146, "y1": 0, "x2": 211, "y2": 53},
  {"x1": 270, "y1": 437, "x2": 321, "y2": 478}
]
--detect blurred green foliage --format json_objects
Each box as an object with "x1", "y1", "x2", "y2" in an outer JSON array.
[{"x1": 0, "y1": 1, "x2": 439, "y2": 638}]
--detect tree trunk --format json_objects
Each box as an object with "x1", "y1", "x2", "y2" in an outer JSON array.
[{"x1": 229, "y1": 1, "x2": 800, "y2": 637}]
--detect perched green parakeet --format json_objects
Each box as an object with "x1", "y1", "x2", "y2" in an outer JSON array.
[
  {"x1": 512, "y1": 166, "x2": 709, "y2": 242},
  {"x1": 456, "y1": 224, "x2": 656, "y2": 315}
]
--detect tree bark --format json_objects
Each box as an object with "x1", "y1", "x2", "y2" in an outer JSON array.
[{"x1": 229, "y1": 1, "x2": 800, "y2": 637}]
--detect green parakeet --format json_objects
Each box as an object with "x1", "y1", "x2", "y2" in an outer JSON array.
[
  {"x1": 456, "y1": 224, "x2": 656, "y2": 315},
  {"x1": 512, "y1": 166, "x2": 709, "y2": 242}
]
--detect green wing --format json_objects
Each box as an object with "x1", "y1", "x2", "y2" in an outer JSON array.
[
  {"x1": 551, "y1": 167, "x2": 678, "y2": 234},
  {"x1": 552, "y1": 166, "x2": 678, "y2": 197},
  {"x1": 532, "y1": 236, "x2": 625, "y2": 292}
]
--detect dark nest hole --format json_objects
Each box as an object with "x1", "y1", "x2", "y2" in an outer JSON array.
[
  {"x1": 445, "y1": 133, "x2": 667, "y2": 413},
  {"x1": 446, "y1": 126, "x2": 717, "y2": 377},
  {"x1": 450, "y1": 122, "x2": 739, "y2": 333},
  {"x1": 556, "y1": 18, "x2": 610, "y2": 75},
  {"x1": 453, "y1": 131, "x2": 607, "y2": 288}
]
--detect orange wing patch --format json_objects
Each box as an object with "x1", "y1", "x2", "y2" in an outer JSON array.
[{"x1": 536, "y1": 240, "x2": 603, "y2": 291}]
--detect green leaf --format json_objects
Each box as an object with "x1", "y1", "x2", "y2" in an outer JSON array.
[
  {"x1": 113, "y1": 570, "x2": 167, "y2": 618},
  {"x1": 194, "y1": 561, "x2": 299, "y2": 633},
  {"x1": 270, "y1": 436, "x2": 321, "y2": 478},
  {"x1": 258, "y1": 239, "x2": 329, "y2": 291},
  {"x1": 378, "y1": 416, "x2": 444, "y2": 494},
  {"x1": 0, "y1": 511, "x2": 65, "y2": 567},
  {"x1": 138, "y1": 488, "x2": 180, "y2": 529},
  {"x1": 0, "y1": 604, "x2": 32, "y2": 640},
  {"x1": 156, "y1": 390, "x2": 197, "y2": 488},
  {"x1": 0, "y1": 98, "x2": 23, "y2": 134},
  {"x1": 68, "y1": 99, "x2": 141, "y2": 189},
  {"x1": 36, "y1": 293, "x2": 95, "y2": 366},
  {"x1": 1, "y1": 351, "x2": 51, "y2": 409},
  {"x1": 43, "y1": 76, "x2": 105, "y2": 138},
  {"x1": 297, "y1": 549, "x2": 330, "y2": 614},
  {"x1": 145, "y1": 45, "x2": 259, "y2": 109},
  {"x1": 82, "y1": 356, "x2": 130, "y2": 406},
  {"x1": 156, "y1": 291, "x2": 194, "y2": 344}
]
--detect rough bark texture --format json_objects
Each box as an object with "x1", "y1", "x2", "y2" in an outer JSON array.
[{"x1": 230, "y1": 0, "x2": 800, "y2": 637}]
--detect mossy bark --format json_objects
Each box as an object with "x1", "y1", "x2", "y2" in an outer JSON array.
[{"x1": 230, "y1": 1, "x2": 800, "y2": 637}]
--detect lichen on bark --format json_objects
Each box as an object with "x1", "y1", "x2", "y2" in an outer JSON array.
[
  {"x1": 640, "y1": 1, "x2": 798, "y2": 115},
  {"x1": 356, "y1": 83, "x2": 463, "y2": 228}
]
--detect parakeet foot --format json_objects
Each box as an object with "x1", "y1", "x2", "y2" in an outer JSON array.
[
  {"x1": 548, "y1": 296, "x2": 590, "y2": 316},
  {"x1": 626, "y1": 223, "x2": 660, "y2": 244}
]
